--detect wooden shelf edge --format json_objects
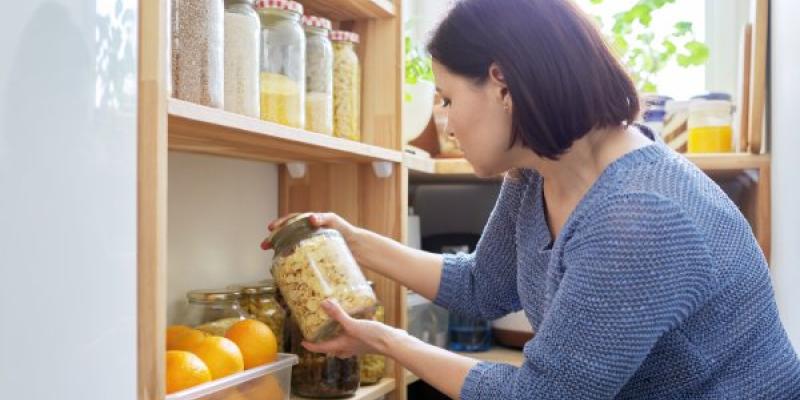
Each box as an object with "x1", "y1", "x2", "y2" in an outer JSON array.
[
  {"x1": 300, "y1": 0, "x2": 395, "y2": 20},
  {"x1": 168, "y1": 99, "x2": 403, "y2": 164},
  {"x1": 404, "y1": 370, "x2": 420, "y2": 386},
  {"x1": 292, "y1": 378, "x2": 396, "y2": 400}
]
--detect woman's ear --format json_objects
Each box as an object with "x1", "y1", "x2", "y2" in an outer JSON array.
[{"x1": 489, "y1": 63, "x2": 512, "y2": 112}]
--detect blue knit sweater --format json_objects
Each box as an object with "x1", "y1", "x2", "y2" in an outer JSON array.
[{"x1": 435, "y1": 144, "x2": 800, "y2": 399}]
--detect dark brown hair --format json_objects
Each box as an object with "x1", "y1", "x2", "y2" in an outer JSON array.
[{"x1": 427, "y1": 0, "x2": 640, "y2": 159}]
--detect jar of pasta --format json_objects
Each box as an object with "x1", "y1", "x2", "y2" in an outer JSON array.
[
  {"x1": 268, "y1": 213, "x2": 377, "y2": 342},
  {"x1": 184, "y1": 288, "x2": 247, "y2": 336},
  {"x1": 331, "y1": 30, "x2": 361, "y2": 141},
  {"x1": 304, "y1": 15, "x2": 334, "y2": 135},
  {"x1": 359, "y1": 281, "x2": 386, "y2": 385},
  {"x1": 231, "y1": 280, "x2": 287, "y2": 351},
  {"x1": 289, "y1": 317, "x2": 360, "y2": 398},
  {"x1": 256, "y1": 0, "x2": 305, "y2": 128}
]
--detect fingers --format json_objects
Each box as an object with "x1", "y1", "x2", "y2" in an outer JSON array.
[
  {"x1": 320, "y1": 299, "x2": 352, "y2": 329},
  {"x1": 267, "y1": 213, "x2": 301, "y2": 231},
  {"x1": 301, "y1": 336, "x2": 352, "y2": 358}
]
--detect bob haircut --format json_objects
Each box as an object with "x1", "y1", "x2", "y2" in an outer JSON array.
[{"x1": 428, "y1": 0, "x2": 640, "y2": 159}]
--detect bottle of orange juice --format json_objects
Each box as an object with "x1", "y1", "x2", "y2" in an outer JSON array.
[{"x1": 688, "y1": 99, "x2": 734, "y2": 153}]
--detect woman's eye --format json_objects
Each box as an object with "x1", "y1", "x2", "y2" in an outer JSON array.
[{"x1": 441, "y1": 98, "x2": 451, "y2": 108}]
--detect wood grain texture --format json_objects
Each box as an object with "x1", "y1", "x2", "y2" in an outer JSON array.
[
  {"x1": 748, "y1": 0, "x2": 769, "y2": 154},
  {"x1": 300, "y1": 0, "x2": 395, "y2": 20},
  {"x1": 138, "y1": 0, "x2": 167, "y2": 399},
  {"x1": 738, "y1": 24, "x2": 753, "y2": 153},
  {"x1": 168, "y1": 99, "x2": 403, "y2": 164}
]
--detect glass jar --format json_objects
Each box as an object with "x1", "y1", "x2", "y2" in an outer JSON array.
[
  {"x1": 290, "y1": 317, "x2": 360, "y2": 398},
  {"x1": 172, "y1": 0, "x2": 224, "y2": 107},
  {"x1": 224, "y1": 0, "x2": 261, "y2": 117},
  {"x1": 688, "y1": 99, "x2": 734, "y2": 153},
  {"x1": 331, "y1": 30, "x2": 361, "y2": 141},
  {"x1": 269, "y1": 213, "x2": 377, "y2": 342},
  {"x1": 184, "y1": 288, "x2": 247, "y2": 336},
  {"x1": 231, "y1": 280, "x2": 287, "y2": 351},
  {"x1": 303, "y1": 15, "x2": 334, "y2": 135},
  {"x1": 359, "y1": 282, "x2": 386, "y2": 385},
  {"x1": 448, "y1": 313, "x2": 492, "y2": 352},
  {"x1": 256, "y1": 0, "x2": 305, "y2": 128}
]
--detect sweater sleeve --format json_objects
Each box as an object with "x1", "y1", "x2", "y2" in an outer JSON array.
[
  {"x1": 459, "y1": 193, "x2": 718, "y2": 400},
  {"x1": 433, "y1": 173, "x2": 527, "y2": 320}
]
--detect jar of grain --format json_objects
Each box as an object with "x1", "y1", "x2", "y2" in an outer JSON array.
[
  {"x1": 184, "y1": 288, "x2": 247, "y2": 336},
  {"x1": 331, "y1": 30, "x2": 361, "y2": 141},
  {"x1": 268, "y1": 213, "x2": 377, "y2": 342},
  {"x1": 303, "y1": 15, "x2": 334, "y2": 135},
  {"x1": 224, "y1": 0, "x2": 261, "y2": 117},
  {"x1": 172, "y1": 0, "x2": 224, "y2": 108},
  {"x1": 230, "y1": 280, "x2": 287, "y2": 351},
  {"x1": 256, "y1": 0, "x2": 305, "y2": 128},
  {"x1": 360, "y1": 281, "x2": 386, "y2": 386}
]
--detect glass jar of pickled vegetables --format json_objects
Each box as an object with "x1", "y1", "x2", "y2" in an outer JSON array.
[
  {"x1": 360, "y1": 282, "x2": 386, "y2": 386},
  {"x1": 269, "y1": 213, "x2": 377, "y2": 342},
  {"x1": 290, "y1": 317, "x2": 360, "y2": 398},
  {"x1": 232, "y1": 280, "x2": 287, "y2": 351},
  {"x1": 172, "y1": 0, "x2": 224, "y2": 107},
  {"x1": 331, "y1": 30, "x2": 361, "y2": 141},
  {"x1": 184, "y1": 288, "x2": 247, "y2": 336},
  {"x1": 224, "y1": 0, "x2": 261, "y2": 117},
  {"x1": 303, "y1": 15, "x2": 334, "y2": 135},
  {"x1": 256, "y1": 0, "x2": 305, "y2": 128}
]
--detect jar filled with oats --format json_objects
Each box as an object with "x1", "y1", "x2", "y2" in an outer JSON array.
[
  {"x1": 359, "y1": 281, "x2": 386, "y2": 385},
  {"x1": 269, "y1": 213, "x2": 377, "y2": 342},
  {"x1": 230, "y1": 280, "x2": 287, "y2": 351},
  {"x1": 184, "y1": 288, "x2": 247, "y2": 336},
  {"x1": 331, "y1": 30, "x2": 361, "y2": 141},
  {"x1": 303, "y1": 15, "x2": 334, "y2": 135},
  {"x1": 172, "y1": 0, "x2": 224, "y2": 107},
  {"x1": 256, "y1": 0, "x2": 306, "y2": 128}
]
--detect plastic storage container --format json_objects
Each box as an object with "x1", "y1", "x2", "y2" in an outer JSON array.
[
  {"x1": 224, "y1": 0, "x2": 261, "y2": 117},
  {"x1": 407, "y1": 291, "x2": 448, "y2": 348},
  {"x1": 448, "y1": 313, "x2": 492, "y2": 352},
  {"x1": 184, "y1": 288, "x2": 247, "y2": 336},
  {"x1": 360, "y1": 282, "x2": 386, "y2": 386},
  {"x1": 166, "y1": 353, "x2": 299, "y2": 400},
  {"x1": 303, "y1": 15, "x2": 334, "y2": 135},
  {"x1": 269, "y1": 213, "x2": 377, "y2": 342},
  {"x1": 289, "y1": 317, "x2": 361, "y2": 398},
  {"x1": 256, "y1": 0, "x2": 305, "y2": 128},
  {"x1": 172, "y1": 0, "x2": 224, "y2": 107},
  {"x1": 331, "y1": 30, "x2": 361, "y2": 141},
  {"x1": 688, "y1": 99, "x2": 734, "y2": 153},
  {"x1": 231, "y1": 280, "x2": 287, "y2": 352}
]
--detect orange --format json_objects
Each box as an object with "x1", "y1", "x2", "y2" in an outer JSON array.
[
  {"x1": 225, "y1": 319, "x2": 278, "y2": 369},
  {"x1": 165, "y1": 350, "x2": 212, "y2": 394},
  {"x1": 190, "y1": 336, "x2": 245, "y2": 379},
  {"x1": 166, "y1": 325, "x2": 207, "y2": 351},
  {"x1": 239, "y1": 375, "x2": 284, "y2": 400}
]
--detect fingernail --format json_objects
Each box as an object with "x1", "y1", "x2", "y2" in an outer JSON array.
[
  {"x1": 260, "y1": 240, "x2": 269, "y2": 250},
  {"x1": 322, "y1": 299, "x2": 333, "y2": 309}
]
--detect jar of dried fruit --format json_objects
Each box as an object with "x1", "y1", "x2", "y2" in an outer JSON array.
[
  {"x1": 289, "y1": 316, "x2": 360, "y2": 398},
  {"x1": 269, "y1": 213, "x2": 377, "y2": 343}
]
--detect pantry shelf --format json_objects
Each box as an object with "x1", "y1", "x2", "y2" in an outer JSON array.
[
  {"x1": 403, "y1": 347, "x2": 525, "y2": 387},
  {"x1": 407, "y1": 153, "x2": 772, "y2": 183},
  {"x1": 300, "y1": 0, "x2": 395, "y2": 20},
  {"x1": 291, "y1": 378, "x2": 396, "y2": 400},
  {"x1": 168, "y1": 99, "x2": 403, "y2": 165}
]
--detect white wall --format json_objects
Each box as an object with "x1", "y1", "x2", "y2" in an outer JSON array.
[
  {"x1": 167, "y1": 152, "x2": 279, "y2": 324},
  {"x1": 0, "y1": 0, "x2": 138, "y2": 398},
  {"x1": 769, "y1": 0, "x2": 800, "y2": 350}
]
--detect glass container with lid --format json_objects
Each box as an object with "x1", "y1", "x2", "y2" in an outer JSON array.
[
  {"x1": 331, "y1": 30, "x2": 361, "y2": 141},
  {"x1": 303, "y1": 15, "x2": 334, "y2": 135},
  {"x1": 359, "y1": 281, "x2": 386, "y2": 385},
  {"x1": 268, "y1": 213, "x2": 377, "y2": 342},
  {"x1": 290, "y1": 316, "x2": 360, "y2": 398},
  {"x1": 184, "y1": 288, "x2": 247, "y2": 336},
  {"x1": 230, "y1": 280, "x2": 287, "y2": 351},
  {"x1": 256, "y1": 0, "x2": 306, "y2": 128},
  {"x1": 224, "y1": 0, "x2": 261, "y2": 117}
]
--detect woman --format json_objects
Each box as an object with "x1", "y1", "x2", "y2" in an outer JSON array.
[{"x1": 262, "y1": 0, "x2": 800, "y2": 398}]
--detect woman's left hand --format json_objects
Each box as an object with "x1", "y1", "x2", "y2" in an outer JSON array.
[{"x1": 301, "y1": 299, "x2": 399, "y2": 359}]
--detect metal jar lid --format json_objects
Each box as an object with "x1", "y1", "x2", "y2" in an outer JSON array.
[
  {"x1": 187, "y1": 288, "x2": 242, "y2": 303},
  {"x1": 267, "y1": 213, "x2": 317, "y2": 252},
  {"x1": 236, "y1": 279, "x2": 277, "y2": 295}
]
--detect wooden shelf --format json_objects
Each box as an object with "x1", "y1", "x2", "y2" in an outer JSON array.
[
  {"x1": 300, "y1": 0, "x2": 395, "y2": 20},
  {"x1": 403, "y1": 347, "x2": 525, "y2": 386},
  {"x1": 404, "y1": 370, "x2": 420, "y2": 385},
  {"x1": 292, "y1": 378, "x2": 396, "y2": 400},
  {"x1": 168, "y1": 99, "x2": 402, "y2": 165},
  {"x1": 407, "y1": 153, "x2": 772, "y2": 183}
]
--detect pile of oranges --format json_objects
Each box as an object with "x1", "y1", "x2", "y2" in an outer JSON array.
[{"x1": 165, "y1": 319, "x2": 279, "y2": 395}]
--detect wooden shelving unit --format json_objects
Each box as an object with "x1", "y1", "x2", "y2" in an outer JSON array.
[
  {"x1": 292, "y1": 378, "x2": 396, "y2": 400},
  {"x1": 301, "y1": 0, "x2": 395, "y2": 20}
]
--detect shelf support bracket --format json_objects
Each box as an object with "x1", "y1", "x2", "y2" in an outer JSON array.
[
  {"x1": 371, "y1": 161, "x2": 394, "y2": 179},
  {"x1": 286, "y1": 162, "x2": 308, "y2": 179}
]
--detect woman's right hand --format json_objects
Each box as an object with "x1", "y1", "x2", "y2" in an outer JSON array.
[{"x1": 260, "y1": 212, "x2": 362, "y2": 251}]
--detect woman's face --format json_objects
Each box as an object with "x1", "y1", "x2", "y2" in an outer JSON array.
[{"x1": 432, "y1": 61, "x2": 516, "y2": 178}]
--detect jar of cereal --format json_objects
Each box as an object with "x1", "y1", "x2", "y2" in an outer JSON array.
[{"x1": 331, "y1": 30, "x2": 361, "y2": 141}]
